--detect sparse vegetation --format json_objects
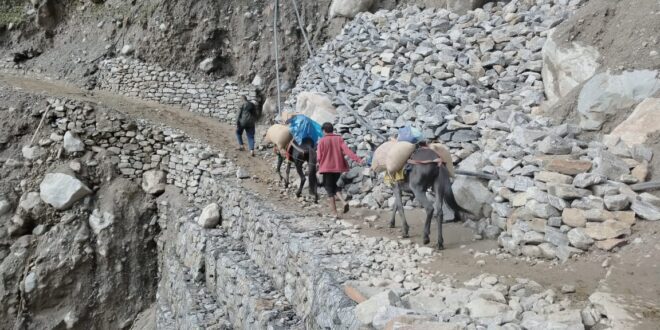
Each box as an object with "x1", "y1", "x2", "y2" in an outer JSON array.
[{"x1": 0, "y1": 0, "x2": 24, "y2": 25}]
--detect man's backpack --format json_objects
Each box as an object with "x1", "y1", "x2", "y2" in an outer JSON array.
[{"x1": 239, "y1": 102, "x2": 257, "y2": 127}]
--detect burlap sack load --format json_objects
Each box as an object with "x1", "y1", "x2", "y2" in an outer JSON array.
[
  {"x1": 371, "y1": 139, "x2": 397, "y2": 173},
  {"x1": 385, "y1": 141, "x2": 417, "y2": 174},
  {"x1": 429, "y1": 143, "x2": 455, "y2": 177},
  {"x1": 265, "y1": 124, "x2": 293, "y2": 154}
]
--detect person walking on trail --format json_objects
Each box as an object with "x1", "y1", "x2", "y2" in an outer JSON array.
[
  {"x1": 236, "y1": 95, "x2": 257, "y2": 156},
  {"x1": 317, "y1": 122, "x2": 364, "y2": 219}
]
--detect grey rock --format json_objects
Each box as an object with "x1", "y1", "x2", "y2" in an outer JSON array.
[
  {"x1": 453, "y1": 176, "x2": 494, "y2": 217},
  {"x1": 538, "y1": 135, "x2": 572, "y2": 155},
  {"x1": 591, "y1": 150, "x2": 630, "y2": 180},
  {"x1": 545, "y1": 227, "x2": 569, "y2": 247},
  {"x1": 39, "y1": 173, "x2": 92, "y2": 210},
  {"x1": 572, "y1": 173, "x2": 607, "y2": 188},
  {"x1": 527, "y1": 200, "x2": 560, "y2": 218},
  {"x1": 631, "y1": 199, "x2": 660, "y2": 221},
  {"x1": 547, "y1": 184, "x2": 590, "y2": 200},
  {"x1": 603, "y1": 195, "x2": 630, "y2": 211},
  {"x1": 567, "y1": 228, "x2": 594, "y2": 250},
  {"x1": 556, "y1": 245, "x2": 582, "y2": 262}
]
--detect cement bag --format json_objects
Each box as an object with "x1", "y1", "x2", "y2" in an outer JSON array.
[
  {"x1": 265, "y1": 124, "x2": 292, "y2": 152},
  {"x1": 429, "y1": 143, "x2": 455, "y2": 177},
  {"x1": 385, "y1": 141, "x2": 416, "y2": 174},
  {"x1": 370, "y1": 139, "x2": 397, "y2": 173}
]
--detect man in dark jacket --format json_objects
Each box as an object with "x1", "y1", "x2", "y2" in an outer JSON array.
[{"x1": 236, "y1": 95, "x2": 257, "y2": 156}]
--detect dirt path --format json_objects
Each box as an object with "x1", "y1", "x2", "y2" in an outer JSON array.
[{"x1": 1, "y1": 72, "x2": 659, "y2": 328}]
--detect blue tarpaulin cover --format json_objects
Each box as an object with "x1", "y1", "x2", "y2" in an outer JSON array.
[
  {"x1": 287, "y1": 114, "x2": 323, "y2": 146},
  {"x1": 397, "y1": 125, "x2": 423, "y2": 144}
]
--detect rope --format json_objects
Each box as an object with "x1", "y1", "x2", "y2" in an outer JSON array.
[
  {"x1": 273, "y1": 0, "x2": 282, "y2": 116},
  {"x1": 288, "y1": 0, "x2": 386, "y2": 142}
]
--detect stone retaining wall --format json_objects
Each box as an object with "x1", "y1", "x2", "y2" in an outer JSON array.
[
  {"x1": 40, "y1": 98, "x2": 358, "y2": 328},
  {"x1": 98, "y1": 57, "x2": 257, "y2": 123}
]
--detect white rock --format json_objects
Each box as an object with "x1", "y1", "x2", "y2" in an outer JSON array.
[
  {"x1": 466, "y1": 298, "x2": 510, "y2": 318},
  {"x1": 198, "y1": 57, "x2": 216, "y2": 73},
  {"x1": 141, "y1": 170, "x2": 166, "y2": 195},
  {"x1": 22, "y1": 145, "x2": 45, "y2": 160},
  {"x1": 355, "y1": 290, "x2": 402, "y2": 326},
  {"x1": 88, "y1": 209, "x2": 115, "y2": 234},
  {"x1": 24, "y1": 272, "x2": 37, "y2": 293},
  {"x1": 198, "y1": 203, "x2": 220, "y2": 228},
  {"x1": 236, "y1": 167, "x2": 250, "y2": 179},
  {"x1": 542, "y1": 29, "x2": 600, "y2": 105},
  {"x1": 63, "y1": 131, "x2": 85, "y2": 153},
  {"x1": 296, "y1": 91, "x2": 337, "y2": 125},
  {"x1": 39, "y1": 173, "x2": 92, "y2": 210},
  {"x1": 120, "y1": 44, "x2": 134, "y2": 55},
  {"x1": 0, "y1": 199, "x2": 11, "y2": 216},
  {"x1": 329, "y1": 0, "x2": 373, "y2": 19},
  {"x1": 251, "y1": 74, "x2": 263, "y2": 87}
]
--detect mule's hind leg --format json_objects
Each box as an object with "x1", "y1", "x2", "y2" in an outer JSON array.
[
  {"x1": 394, "y1": 183, "x2": 410, "y2": 237},
  {"x1": 411, "y1": 184, "x2": 434, "y2": 245},
  {"x1": 433, "y1": 178, "x2": 445, "y2": 250},
  {"x1": 276, "y1": 154, "x2": 285, "y2": 184},
  {"x1": 294, "y1": 161, "x2": 306, "y2": 198},
  {"x1": 284, "y1": 161, "x2": 292, "y2": 188}
]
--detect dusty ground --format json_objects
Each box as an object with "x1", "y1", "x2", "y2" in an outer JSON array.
[
  {"x1": 1, "y1": 72, "x2": 659, "y2": 328},
  {"x1": 553, "y1": 0, "x2": 660, "y2": 71}
]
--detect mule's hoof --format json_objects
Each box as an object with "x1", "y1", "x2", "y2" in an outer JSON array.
[
  {"x1": 437, "y1": 244, "x2": 444, "y2": 250},
  {"x1": 402, "y1": 233, "x2": 409, "y2": 238},
  {"x1": 423, "y1": 238, "x2": 430, "y2": 245},
  {"x1": 389, "y1": 223, "x2": 395, "y2": 228}
]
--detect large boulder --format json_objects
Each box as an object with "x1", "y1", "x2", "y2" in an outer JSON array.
[
  {"x1": 610, "y1": 98, "x2": 660, "y2": 146},
  {"x1": 577, "y1": 70, "x2": 660, "y2": 130},
  {"x1": 141, "y1": 170, "x2": 166, "y2": 195},
  {"x1": 541, "y1": 29, "x2": 600, "y2": 105},
  {"x1": 198, "y1": 203, "x2": 221, "y2": 228},
  {"x1": 39, "y1": 173, "x2": 92, "y2": 210},
  {"x1": 329, "y1": 0, "x2": 374, "y2": 19},
  {"x1": 452, "y1": 176, "x2": 494, "y2": 218},
  {"x1": 296, "y1": 92, "x2": 337, "y2": 124}
]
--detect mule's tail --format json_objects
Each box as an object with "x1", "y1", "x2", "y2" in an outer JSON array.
[
  {"x1": 307, "y1": 143, "x2": 318, "y2": 196},
  {"x1": 439, "y1": 165, "x2": 467, "y2": 222}
]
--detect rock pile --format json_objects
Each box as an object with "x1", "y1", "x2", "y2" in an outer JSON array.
[{"x1": 284, "y1": 0, "x2": 659, "y2": 261}]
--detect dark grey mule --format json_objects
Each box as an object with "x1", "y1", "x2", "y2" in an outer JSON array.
[
  {"x1": 276, "y1": 138, "x2": 319, "y2": 203},
  {"x1": 390, "y1": 147, "x2": 465, "y2": 250}
]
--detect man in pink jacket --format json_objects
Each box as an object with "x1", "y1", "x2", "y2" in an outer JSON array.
[{"x1": 317, "y1": 122, "x2": 364, "y2": 218}]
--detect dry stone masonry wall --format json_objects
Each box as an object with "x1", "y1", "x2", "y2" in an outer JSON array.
[{"x1": 98, "y1": 57, "x2": 257, "y2": 124}]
